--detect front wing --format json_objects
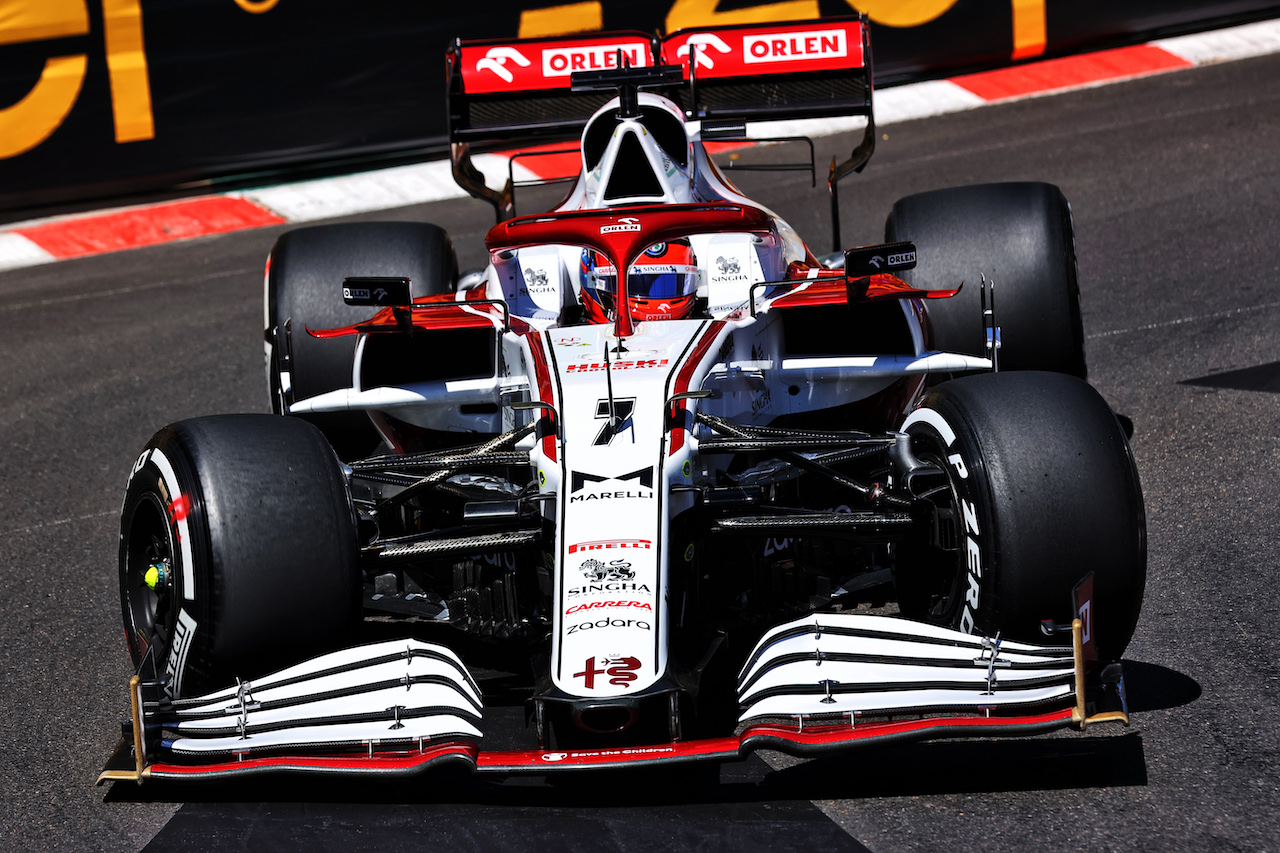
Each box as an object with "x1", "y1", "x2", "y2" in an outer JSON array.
[{"x1": 99, "y1": 616, "x2": 1128, "y2": 784}]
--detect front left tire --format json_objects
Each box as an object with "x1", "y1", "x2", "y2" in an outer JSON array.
[{"x1": 119, "y1": 414, "x2": 359, "y2": 698}]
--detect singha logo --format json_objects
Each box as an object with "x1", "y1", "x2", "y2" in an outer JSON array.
[
  {"x1": 716, "y1": 256, "x2": 740, "y2": 274},
  {"x1": 524, "y1": 268, "x2": 548, "y2": 289},
  {"x1": 579, "y1": 559, "x2": 635, "y2": 582}
]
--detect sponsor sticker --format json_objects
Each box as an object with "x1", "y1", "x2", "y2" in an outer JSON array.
[
  {"x1": 542, "y1": 43, "x2": 648, "y2": 77},
  {"x1": 742, "y1": 29, "x2": 847, "y2": 64},
  {"x1": 573, "y1": 655, "x2": 642, "y2": 689},
  {"x1": 566, "y1": 359, "x2": 669, "y2": 373},
  {"x1": 567, "y1": 581, "x2": 652, "y2": 598},
  {"x1": 578, "y1": 558, "x2": 635, "y2": 582},
  {"x1": 571, "y1": 467, "x2": 653, "y2": 493},
  {"x1": 566, "y1": 600, "x2": 652, "y2": 615},
  {"x1": 600, "y1": 217, "x2": 642, "y2": 234},
  {"x1": 475, "y1": 46, "x2": 532, "y2": 83},
  {"x1": 567, "y1": 617, "x2": 652, "y2": 635},
  {"x1": 569, "y1": 539, "x2": 652, "y2": 554}
]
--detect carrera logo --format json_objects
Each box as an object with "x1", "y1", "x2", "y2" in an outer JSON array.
[
  {"x1": 475, "y1": 46, "x2": 532, "y2": 82},
  {"x1": 566, "y1": 359, "x2": 669, "y2": 372},
  {"x1": 566, "y1": 600, "x2": 652, "y2": 615},
  {"x1": 600, "y1": 217, "x2": 642, "y2": 234},
  {"x1": 543, "y1": 43, "x2": 648, "y2": 77},
  {"x1": 569, "y1": 539, "x2": 652, "y2": 554},
  {"x1": 742, "y1": 29, "x2": 847, "y2": 64}
]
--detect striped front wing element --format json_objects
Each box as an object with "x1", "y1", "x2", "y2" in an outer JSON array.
[
  {"x1": 738, "y1": 614, "x2": 1076, "y2": 721},
  {"x1": 155, "y1": 639, "x2": 483, "y2": 757}
]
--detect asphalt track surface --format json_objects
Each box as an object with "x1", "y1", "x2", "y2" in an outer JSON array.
[{"x1": 1, "y1": 52, "x2": 1277, "y2": 852}]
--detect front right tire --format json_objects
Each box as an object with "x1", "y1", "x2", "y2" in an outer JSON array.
[{"x1": 897, "y1": 371, "x2": 1145, "y2": 659}]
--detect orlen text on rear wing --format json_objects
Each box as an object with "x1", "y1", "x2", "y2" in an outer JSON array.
[{"x1": 447, "y1": 15, "x2": 875, "y2": 228}]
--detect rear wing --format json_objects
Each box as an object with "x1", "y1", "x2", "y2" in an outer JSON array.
[{"x1": 446, "y1": 16, "x2": 874, "y2": 225}]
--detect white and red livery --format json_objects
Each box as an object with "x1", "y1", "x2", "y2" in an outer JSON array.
[{"x1": 103, "y1": 16, "x2": 1143, "y2": 784}]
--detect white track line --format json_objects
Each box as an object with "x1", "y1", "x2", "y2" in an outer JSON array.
[{"x1": 1088, "y1": 299, "x2": 1280, "y2": 339}]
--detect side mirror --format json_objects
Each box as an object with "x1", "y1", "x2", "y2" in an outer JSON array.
[
  {"x1": 845, "y1": 241, "x2": 916, "y2": 302},
  {"x1": 342, "y1": 276, "x2": 412, "y2": 307},
  {"x1": 844, "y1": 241, "x2": 916, "y2": 277}
]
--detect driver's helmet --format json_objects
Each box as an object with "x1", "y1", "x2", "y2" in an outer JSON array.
[
  {"x1": 581, "y1": 93, "x2": 693, "y2": 207},
  {"x1": 579, "y1": 240, "x2": 700, "y2": 323}
]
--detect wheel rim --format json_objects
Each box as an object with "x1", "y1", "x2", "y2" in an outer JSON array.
[
  {"x1": 896, "y1": 440, "x2": 969, "y2": 628},
  {"x1": 122, "y1": 492, "x2": 177, "y2": 665}
]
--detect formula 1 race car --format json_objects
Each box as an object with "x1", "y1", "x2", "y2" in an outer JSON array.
[{"x1": 101, "y1": 16, "x2": 1143, "y2": 784}]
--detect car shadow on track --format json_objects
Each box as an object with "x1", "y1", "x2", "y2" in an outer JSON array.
[
  {"x1": 764, "y1": 733, "x2": 1148, "y2": 798},
  {"x1": 1180, "y1": 361, "x2": 1280, "y2": 393},
  {"x1": 1122, "y1": 659, "x2": 1202, "y2": 713}
]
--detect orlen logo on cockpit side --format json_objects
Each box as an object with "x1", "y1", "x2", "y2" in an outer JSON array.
[
  {"x1": 742, "y1": 29, "x2": 847, "y2": 64},
  {"x1": 543, "y1": 43, "x2": 648, "y2": 77},
  {"x1": 600, "y1": 217, "x2": 642, "y2": 233}
]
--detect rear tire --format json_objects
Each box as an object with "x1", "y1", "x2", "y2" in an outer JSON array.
[
  {"x1": 886, "y1": 182, "x2": 1087, "y2": 378},
  {"x1": 265, "y1": 221, "x2": 458, "y2": 459},
  {"x1": 897, "y1": 372, "x2": 1145, "y2": 659},
  {"x1": 119, "y1": 414, "x2": 359, "y2": 697}
]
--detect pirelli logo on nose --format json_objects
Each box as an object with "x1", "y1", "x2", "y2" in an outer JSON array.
[{"x1": 742, "y1": 29, "x2": 847, "y2": 64}]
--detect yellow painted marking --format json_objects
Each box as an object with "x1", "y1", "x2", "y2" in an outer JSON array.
[
  {"x1": 102, "y1": 0, "x2": 154, "y2": 142},
  {"x1": 1011, "y1": 0, "x2": 1046, "y2": 60},
  {"x1": 666, "y1": 0, "x2": 819, "y2": 32},
  {"x1": 0, "y1": 55, "x2": 86, "y2": 158},
  {"x1": 519, "y1": 2, "x2": 602, "y2": 38},
  {"x1": 0, "y1": 0, "x2": 88, "y2": 45},
  {"x1": 844, "y1": 0, "x2": 958, "y2": 28},
  {"x1": 0, "y1": 0, "x2": 89, "y2": 158}
]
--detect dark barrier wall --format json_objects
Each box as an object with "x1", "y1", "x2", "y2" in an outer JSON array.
[{"x1": 2, "y1": 0, "x2": 1276, "y2": 213}]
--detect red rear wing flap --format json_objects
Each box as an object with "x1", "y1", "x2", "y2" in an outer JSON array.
[
  {"x1": 662, "y1": 16, "x2": 871, "y2": 126},
  {"x1": 448, "y1": 32, "x2": 663, "y2": 146}
]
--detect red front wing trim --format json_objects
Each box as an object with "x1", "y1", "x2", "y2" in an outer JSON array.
[{"x1": 134, "y1": 708, "x2": 1074, "y2": 782}]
